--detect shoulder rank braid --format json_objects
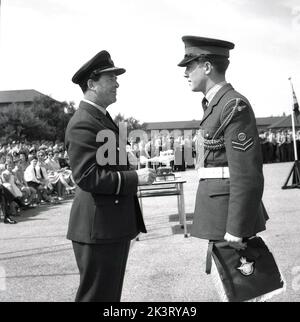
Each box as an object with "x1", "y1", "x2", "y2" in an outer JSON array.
[
  {"x1": 196, "y1": 98, "x2": 242, "y2": 168},
  {"x1": 203, "y1": 98, "x2": 242, "y2": 152}
]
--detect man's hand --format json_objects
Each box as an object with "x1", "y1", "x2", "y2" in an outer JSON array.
[
  {"x1": 224, "y1": 232, "x2": 247, "y2": 250},
  {"x1": 136, "y1": 168, "x2": 157, "y2": 185}
]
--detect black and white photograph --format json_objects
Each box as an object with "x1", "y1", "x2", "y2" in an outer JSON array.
[{"x1": 0, "y1": 0, "x2": 300, "y2": 307}]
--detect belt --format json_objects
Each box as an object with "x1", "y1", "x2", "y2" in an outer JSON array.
[{"x1": 197, "y1": 167, "x2": 230, "y2": 179}]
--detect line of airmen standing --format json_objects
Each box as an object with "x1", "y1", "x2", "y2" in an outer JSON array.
[
  {"x1": 259, "y1": 129, "x2": 300, "y2": 163},
  {"x1": 129, "y1": 127, "x2": 300, "y2": 169}
]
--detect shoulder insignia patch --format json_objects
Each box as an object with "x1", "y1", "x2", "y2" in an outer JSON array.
[{"x1": 232, "y1": 137, "x2": 254, "y2": 151}]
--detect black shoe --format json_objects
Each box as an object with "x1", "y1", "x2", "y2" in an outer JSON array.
[
  {"x1": 14, "y1": 198, "x2": 26, "y2": 208},
  {"x1": 4, "y1": 216, "x2": 17, "y2": 224}
]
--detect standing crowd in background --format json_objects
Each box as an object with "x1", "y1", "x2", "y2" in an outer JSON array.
[
  {"x1": 128, "y1": 128, "x2": 300, "y2": 170},
  {"x1": 259, "y1": 129, "x2": 300, "y2": 163}
]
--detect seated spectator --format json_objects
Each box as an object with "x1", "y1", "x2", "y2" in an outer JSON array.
[
  {"x1": 39, "y1": 144, "x2": 48, "y2": 151},
  {"x1": 18, "y1": 151, "x2": 30, "y2": 171},
  {"x1": 13, "y1": 159, "x2": 37, "y2": 207},
  {"x1": 53, "y1": 140, "x2": 60, "y2": 152},
  {"x1": 1, "y1": 161, "x2": 23, "y2": 198},
  {"x1": 44, "y1": 152, "x2": 69, "y2": 200},
  {"x1": 0, "y1": 153, "x2": 6, "y2": 173},
  {"x1": 0, "y1": 143, "x2": 7, "y2": 155},
  {"x1": 1, "y1": 161, "x2": 25, "y2": 215},
  {"x1": 28, "y1": 147, "x2": 37, "y2": 163},
  {"x1": 0, "y1": 184, "x2": 17, "y2": 224},
  {"x1": 46, "y1": 150, "x2": 76, "y2": 194},
  {"x1": 24, "y1": 158, "x2": 52, "y2": 204},
  {"x1": 5, "y1": 154, "x2": 14, "y2": 164},
  {"x1": 12, "y1": 151, "x2": 20, "y2": 163},
  {"x1": 19, "y1": 142, "x2": 29, "y2": 156},
  {"x1": 57, "y1": 148, "x2": 70, "y2": 169},
  {"x1": 36, "y1": 150, "x2": 58, "y2": 200}
]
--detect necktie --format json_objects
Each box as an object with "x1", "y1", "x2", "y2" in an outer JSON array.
[
  {"x1": 106, "y1": 112, "x2": 119, "y2": 132},
  {"x1": 40, "y1": 167, "x2": 44, "y2": 179},
  {"x1": 35, "y1": 165, "x2": 44, "y2": 179},
  {"x1": 33, "y1": 166, "x2": 37, "y2": 179},
  {"x1": 202, "y1": 97, "x2": 208, "y2": 111}
]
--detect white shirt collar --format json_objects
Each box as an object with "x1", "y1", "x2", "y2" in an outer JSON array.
[
  {"x1": 205, "y1": 81, "x2": 227, "y2": 104},
  {"x1": 82, "y1": 99, "x2": 107, "y2": 115}
]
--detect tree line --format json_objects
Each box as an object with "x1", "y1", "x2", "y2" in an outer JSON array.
[{"x1": 0, "y1": 97, "x2": 144, "y2": 143}]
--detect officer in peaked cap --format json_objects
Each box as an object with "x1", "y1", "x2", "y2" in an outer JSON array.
[
  {"x1": 178, "y1": 36, "x2": 234, "y2": 67},
  {"x1": 178, "y1": 36, "x2": 269, "y2": 301},
  {"x1": 72, "y1": 50, "x2": 126, "y2": 88},
  {"x1": 65, "y1": 51, "x2": 156, "y2": 302}
]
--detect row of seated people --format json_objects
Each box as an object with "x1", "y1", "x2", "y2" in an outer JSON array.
[
  {"x1": 0, "y1": 149, "x2": 76, "y2": 224},
  {"x1": 0, "y1": 184, "x2": 27, "y2": 224}
]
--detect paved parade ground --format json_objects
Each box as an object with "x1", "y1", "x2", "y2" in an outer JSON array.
[{"x1": 0, "y1": 162, "x2": 300, "y2": 302}]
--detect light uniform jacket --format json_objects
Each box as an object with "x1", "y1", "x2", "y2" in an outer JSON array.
[
  {"x1": 193, "y1": 83, "x2": 269, "y2": 240},
  {"x1": 65, "y1": 101, "x2": 146, "y2": 244}
]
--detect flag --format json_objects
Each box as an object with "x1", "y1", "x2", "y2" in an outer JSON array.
[{"x1": 289, "y1": 77, "x2": 300, "y2": 124}]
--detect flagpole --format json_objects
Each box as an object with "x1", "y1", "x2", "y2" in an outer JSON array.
[
  {"x1": 282, "y1": 78, "x2": 300, "y2": 189},
  {"x1": 0, "y1": 0, "x2": 2, "y2": 51},
  {"x1": 288, "y1": 77, "x2": 299, "y2": 161},
  {"x1": 291, "y1": 108, "x2": 298, "y2": 161}
]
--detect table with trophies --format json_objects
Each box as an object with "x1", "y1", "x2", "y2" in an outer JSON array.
[{"x1": 137, "y1": 166, "x2": 188, "y2": 238}]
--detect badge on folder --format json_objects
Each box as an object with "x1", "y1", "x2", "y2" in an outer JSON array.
[{"x1": 206, "y1": 236, "x2": 285, "y2": 302}]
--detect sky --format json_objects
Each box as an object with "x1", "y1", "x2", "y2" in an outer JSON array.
[{"x1": 0, "y1": 0, "x2": 300, "y2": 123}]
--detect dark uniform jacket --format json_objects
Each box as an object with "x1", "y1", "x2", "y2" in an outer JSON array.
[
  {"x1": 65, "y1": 101, "x2": 146, "y2": 244},
  {"x1": 193, "y1": 83, "x2": 269, "y2": 240}
]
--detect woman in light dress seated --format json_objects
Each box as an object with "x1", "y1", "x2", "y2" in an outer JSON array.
[
  {"x1": 1, "y1": 162, "x2": 23, "y2": 199},
  {"x1": 45, "y1": 149, "x2": 76, "y2": 195}
]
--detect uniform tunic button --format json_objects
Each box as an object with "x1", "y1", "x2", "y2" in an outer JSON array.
[{"x1": 115, "y1": 200, "x2": 119, "y2": 204}]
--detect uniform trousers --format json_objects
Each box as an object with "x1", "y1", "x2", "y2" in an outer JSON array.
[{"x1": 72, "y1": 239, "x2": 131, "y2": 302}]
